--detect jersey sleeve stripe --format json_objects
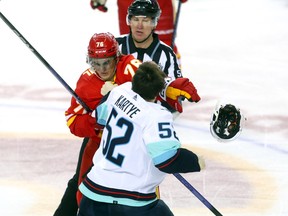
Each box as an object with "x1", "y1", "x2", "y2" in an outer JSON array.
[{"x1": 147, "y1": 140, "x2": 180, "y2": 165}]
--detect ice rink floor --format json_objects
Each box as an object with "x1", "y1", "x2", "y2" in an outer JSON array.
[{"x1": 1, "y1": 0, "x2": 288, "y2": 215}]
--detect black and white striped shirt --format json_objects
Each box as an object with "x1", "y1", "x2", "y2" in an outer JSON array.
[{"x1": 116, "y1": 33, "x2": 182, "y2": 79}]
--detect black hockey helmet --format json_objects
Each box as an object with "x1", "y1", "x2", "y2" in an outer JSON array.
[
  {"x1": 210, "y1": 104, "x2": 243, "y2": 142},
  {"x1": 127, "y1": 0, "x2": 161, "y2": 23}
]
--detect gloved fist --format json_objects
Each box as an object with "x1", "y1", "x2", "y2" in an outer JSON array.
[
  {"x1": 90, "y1": 0, "x2": 108, "y2": 12},
  {"x1": 164, "y1": 78, "x2": 200, "y2": 113},
  {"x1": 180, "y1": 0, "x2": 188, "y2": 3}
]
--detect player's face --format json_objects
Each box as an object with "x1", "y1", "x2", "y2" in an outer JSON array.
[
  {"x1": 89, "y1": 57, "x2": 117, "y2": 81},
  {"x1": 129, "y1": 16, "x2": 155, "y2": 44}
]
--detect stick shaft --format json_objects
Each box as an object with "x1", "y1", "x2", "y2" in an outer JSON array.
[
  {"x1": 0, "y1": 12, "x2": 92, "y2": 112},
  {"x1": 173, "y1": 173, "x2": 223, "y2": 216}
]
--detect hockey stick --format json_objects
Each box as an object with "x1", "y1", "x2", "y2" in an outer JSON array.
[
  {"x1": 173, "y1": 173, "x2": 223, "y2": 216},
  {"x1": 0, "y1": 12, "x2": 92, "y2": 112},
  {"x1": 171, "y1": 0, "x2": 182, "y2": 49}
]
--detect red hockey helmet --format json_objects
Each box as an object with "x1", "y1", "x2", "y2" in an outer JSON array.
[{"x1": 87, "y1": 32, "x2": 119, "y2": 58}]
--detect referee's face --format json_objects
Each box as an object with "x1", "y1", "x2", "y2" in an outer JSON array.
[{"x1": 129, "y1": 16, "x2": 155, "y2": 45}]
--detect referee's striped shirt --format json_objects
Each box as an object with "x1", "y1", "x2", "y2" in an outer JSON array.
[{"x1": 116, "y1": 33, "x2": 182, "y2": 79}]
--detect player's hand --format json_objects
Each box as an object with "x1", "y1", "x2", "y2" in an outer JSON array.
[
  {"x1": 198, "y1": 155, "x2": 205, "y2": 170},
  {"x1": 165, "y1": 78, "x2": 200, "y2": 113},
  {"x1": 90, "y1": 0, "x2": 108, "y2": 12},
  {"x1": 101, "y1": 81, "x2": 118, "y2": 96},
  {"x1": 180, "y1": 0, "x2": 188, "y2": 3}
]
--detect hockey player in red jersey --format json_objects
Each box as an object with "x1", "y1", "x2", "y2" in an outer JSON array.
[
  {"x1": 64, "y1": 32, "x2": 141, "y2": 205},
  {"x1": 65, "y1": 33, "x2": 141, "y2": 140}
]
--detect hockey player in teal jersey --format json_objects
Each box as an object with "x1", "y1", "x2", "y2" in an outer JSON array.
[{"x1": 77, "y1": 61, "x2": 205, "y2": 216}]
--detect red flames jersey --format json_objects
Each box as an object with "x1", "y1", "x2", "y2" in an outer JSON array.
[{"x1": 65, "y1": 55, "x2": 141, "y2": 140}]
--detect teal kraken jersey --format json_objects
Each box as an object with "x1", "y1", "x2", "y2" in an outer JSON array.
[{"x1": 79, "y1": 82, "x2": 181, "y2": 206}]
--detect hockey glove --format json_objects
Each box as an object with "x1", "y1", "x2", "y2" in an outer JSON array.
[
  {"x1": 161, "y1": 78, "x2": 200, "y2": 113},
  {"x1": 90, "y1": 0, "x2": 108, "y2": 12},
  {"x1": 180, "y1": 0, "x2": 188, "y2": 3}
]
